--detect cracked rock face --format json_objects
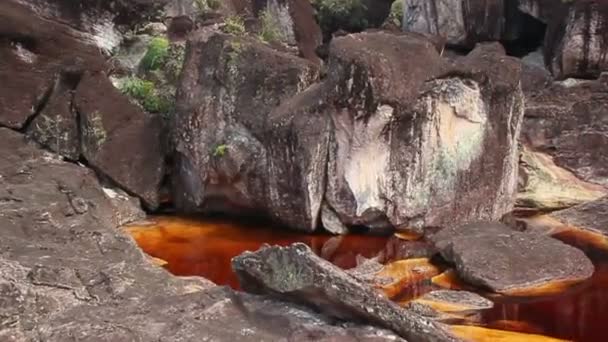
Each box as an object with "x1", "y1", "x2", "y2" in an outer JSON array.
[
  {"x1": 1, "y1": 0, "x2": 167, "y2": 209},
  {"x1": 173, "y1": 31, "x2": 524, "y2": 233}
]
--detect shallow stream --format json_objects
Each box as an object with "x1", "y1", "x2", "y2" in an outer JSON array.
[{"x1": 125, "y1": 216, "x2": 608, "y2": 342}]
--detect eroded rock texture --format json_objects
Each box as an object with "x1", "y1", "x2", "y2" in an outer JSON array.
[
  {"x1": 232, "y1": 243, "x2": 458, "y2": 341},
  {"x1": 173, "y1": 33, "x2": 322, "y2": 230},
  {"x1": 520, "y1": 0, "x2": 608, "y2": 79},
  {"x1": 402, "y1": 0, "x2": 512, "y2": 48},
  {"x1": 0, "y1": 128, "x2": 410, "y2": 342},
  {"x1": 174, "y1": 31, "x2": 524, "y2": 233},
  {"x1": 1, "y1": 0, "x2": 167, "y2": 209},
  {"x1": 429, "y1": 222, "x2": 594, "y2": 294},
  {"x1": 522, "y1": 78, "x2": 608, "y2": 190}
]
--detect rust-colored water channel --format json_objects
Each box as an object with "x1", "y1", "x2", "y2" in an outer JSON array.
[{"x1": 125, "y1": 216, "x2": 608, "y2": 342}]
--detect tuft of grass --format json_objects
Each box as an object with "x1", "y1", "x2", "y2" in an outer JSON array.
[
  {"x1": 213, "y1": 144, "x2": 228, "y2": 157},
  {"x1": 222, "y1": 16, "x2": 246, "y2": 36},
  {"x1": 258, "y1": 9, "x2": 282, "y2": 43},
  {"x1": 118, "y1": 77, "x2": 173, "y2": 114},
  {"x1": 141, "y1": 37, "x2": 170, "y2": 71}
]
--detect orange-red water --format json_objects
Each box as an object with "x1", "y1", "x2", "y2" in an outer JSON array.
[{"x1": 126, "y1": 216, "x2": 608, "y2": 342}]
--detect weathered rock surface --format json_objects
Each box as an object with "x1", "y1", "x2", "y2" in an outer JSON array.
[
  {"x1": 0, "y1": 128, "x2": 412, "y2": 342},
  {"x1": 323, "y1": 39, "x2": 523, "y2": 232},
  {"x1": 519, "y1": 0, "x2": 608, "y2": 79},
  {"x1": 257, "y1": 0, "x2": 323, "y2": 63},
  {"x1": 544, "y1": 1, "x2": 608, "y2": 79},
  {"x1": 402, "y1": 0, "x2": 514, "y2": 48},
  {"x1": 407, "y1": 290, "x2": 493, "y2": 323},
  {"x1": 74, "y1": 71, "x2": 165, "y2": 209},
  {"x1": 173, "y1": 32, "x2": 322, "y2": 230},
  {"x1": 232, "y1": 243, "x2": 458, "y2": 341},
  {"x1": 0, "y1": 0, "x2": 105, "y2": 130},
  {"x1": 517, "y1": 146, "x2": 607, "y2": 211},
  {"x1": 174, "y1": 31, "x2": 524, "y2": 233},
  {"x1": 522, "y1": 77, "x2": 608, "y2": 189},
  {"x1": 428, "y1": 222, "x2": 594, "y2": 294},
  {"x1": 546, "y1": 196, "x2": 608, "y2": 244},
  {"x1": 2, "y1": 0, "x2": 169, "y2": 209}
]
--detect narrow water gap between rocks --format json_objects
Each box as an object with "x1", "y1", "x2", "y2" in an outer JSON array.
[{"x1": 124, "y1": 214, "x2": 608, "y2": 342}]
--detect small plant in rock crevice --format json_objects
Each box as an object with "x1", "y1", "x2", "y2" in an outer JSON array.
[
  {"x1": 213, "y1": 144, "x2": 228, "y2": 157},
  {"x1": 258, "y1": 9, "x2": 283, "y2": 43},
  {"x1": 141, "y1": 37, "x2": 170, "y2": 71},
  {"x1": 118, "y1": 76, "x2": 173, "y2": 114},
  {"x1": 222, "y1": 16, "x2": 247, "y2": 36}
]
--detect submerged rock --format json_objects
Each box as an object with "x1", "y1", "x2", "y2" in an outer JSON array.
[
  {"x1": 232, "y1": 243, "x2": 458, "y2": 341},
  {"x1": 429, "y1": 222, "x2": 594, "y2": 294},
  {"x1": 406, "y1": 290, "x2": 493, "y2": 323}
]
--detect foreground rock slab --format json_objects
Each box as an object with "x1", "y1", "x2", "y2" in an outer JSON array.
[
  {"x1": 232, "y1": 243, "x2": 458, "y2": 341},
  {"x1": 0, "y1": 128, "x2": 410, "y2": 341},
  {"x1": 429, "y1": 222, "x2": 594, "y2": 295}
]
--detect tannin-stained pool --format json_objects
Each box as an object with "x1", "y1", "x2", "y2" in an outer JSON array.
[{"x1": 125, "y1": 216, "x2": 608, "y2": 342}]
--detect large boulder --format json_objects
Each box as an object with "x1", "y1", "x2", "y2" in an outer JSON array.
[
  {"x1": 174, "y1": 31, "x2": 524, "y2": 233},
  {"x1": 0, "y1": 128, "x2": 411, "y2": 342},
  {"x1": 232, "y1": 243, "x2": 458, "y2": 341},
  {"x1": 173, "y1": 32, "x2": 322, "y2": 230},
  {"x1": 428, "y1": 222, "x2": 594, "y2": 294},
  {"x1": 323, "y1": 38, "x2": 523, "y2": 233}
]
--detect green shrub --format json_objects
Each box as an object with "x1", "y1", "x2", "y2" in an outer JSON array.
[
  {"x1": 311, "y1": 0, "x2": 369, "y2": 37},
  {"x1": 222, "y1": 16, "x2": 246, "y2": 36},
  {"x1": 213, "y1": 144, "x2": 228, "y2": 157},
  {"x1": 389, "y1": 0, "x2": 404, "y2": 26},
  {"x1": 258, "y1": 9, "x2": 282, "y2": 43},
  {"x1": 141, "y1": 37, "x2": 170, "y2": 71},
  {"x1": 118, "y1": 77, "x2": 173, "y2": 114}
]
